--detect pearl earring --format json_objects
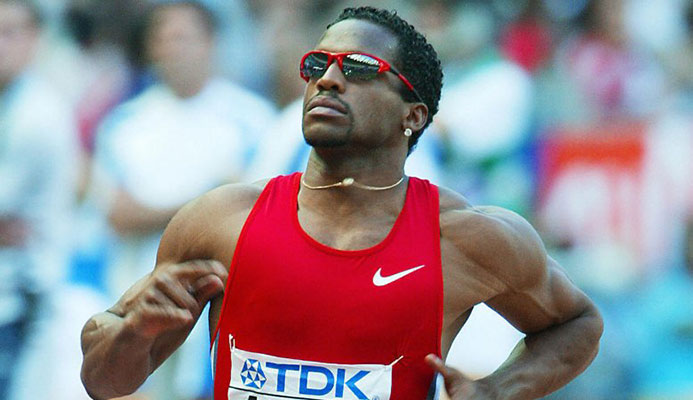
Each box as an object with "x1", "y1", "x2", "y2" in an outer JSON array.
[{"x1": 404, "y1": 128, "x2": 412, "y2": 137}]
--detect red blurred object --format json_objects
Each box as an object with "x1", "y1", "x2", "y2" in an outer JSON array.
[
  {"x1": 500, "y1": 20, "x2": 552, "y2": 73},
  {"x1": 537, "y1": 121, "x2": 646, "y2": 201},
  {"x1": 535, "y1": 121, "x2": 655, "y2": 267}
]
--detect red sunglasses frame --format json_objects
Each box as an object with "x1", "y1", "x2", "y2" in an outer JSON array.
[{"x1": 299, "y1": 50, "x2": 423, "y2": 102}]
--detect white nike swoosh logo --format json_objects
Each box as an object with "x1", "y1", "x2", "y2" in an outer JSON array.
[{"x1": 373, "y1": 265, "x2": 426, "y2": 287}]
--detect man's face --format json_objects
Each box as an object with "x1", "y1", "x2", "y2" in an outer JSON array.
[
  {"x1": 301, "y1": 19, "x2": 410, "y2": 150},
  {"x1": 146, "y1": 5, "x2": 214, "y2": 86},
  {"x1": 0, "y1": 2, "x2": 39, "y2": 88}
]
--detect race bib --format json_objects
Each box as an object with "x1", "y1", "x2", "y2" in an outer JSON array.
[{"x1": 228, "y1": 336, "x2": 395, "y2": 400}]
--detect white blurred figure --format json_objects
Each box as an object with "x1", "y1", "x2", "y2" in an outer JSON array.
[
  {"x1": 0, "y1": 0, "x2": 79, "y2": 398},
  {"x1": 427, "y1": 2, "x2": 534, "y2": 210},
  {"x1": 90, "y1": 2, "x2": 275, "y2": 398}
]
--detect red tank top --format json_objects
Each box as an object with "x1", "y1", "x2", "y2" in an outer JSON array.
[{"x1": 212, "y1": 173, "x2": 443, "y2": 400}]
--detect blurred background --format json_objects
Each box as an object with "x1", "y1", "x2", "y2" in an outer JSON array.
[{"x1": 1, "y1": 0, "x2": 692, "y2": 399}]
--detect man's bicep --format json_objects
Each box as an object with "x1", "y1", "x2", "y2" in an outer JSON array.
[
  {"x1": 484, "y1": 257, "x2": 592, "y2": 334},
  {"x1": 154, "y1": 183, "x2": 261, "y2": 269},
  {"x1": 155, "y1": 196, "x2": 218, "y2": 267}
]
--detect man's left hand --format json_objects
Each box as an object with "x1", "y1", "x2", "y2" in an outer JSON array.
[{"x1": 425, "y1": 354, "x2": 496, "y2": 399}]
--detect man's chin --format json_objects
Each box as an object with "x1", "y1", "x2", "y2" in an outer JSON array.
[
  {"x1": 303, "y1": 136, "x2": 349, "y2": 148},
  {"x1": 302, "y1": 125, "x2": 352, "y2": 148}
]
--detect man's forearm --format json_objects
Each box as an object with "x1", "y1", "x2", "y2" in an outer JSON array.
[
  {"x1": 479, "y1": 305, "x2": 603, "y2": 399},
  {"x1": 80, "y1": 312, "x2": 156, "y2": 400},
  {"x1": 80, "y1": 262, "x2": 222, "y2": 399}
]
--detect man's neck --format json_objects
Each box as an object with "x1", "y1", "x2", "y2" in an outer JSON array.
[
  {"x1": 298, "y1": 147, "x2": 408, "y2": 214},
  {"x1": 303, "y1": 145, "x2": 405, "y2": 183}
]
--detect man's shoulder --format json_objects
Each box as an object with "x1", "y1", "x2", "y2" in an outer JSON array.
[
  {"x1": 165, "y1": 180, "x2": 270, "y2": 234},
  {"x1": 437, "y1": 186, "x2": 530, "y2": 235},
  {"x1": 437, "y1": 185, "x2": 472, "y2": 214},
  {"x1": 185, "y1": 180, "x2": 270, "y2": 218},
  {"x1": 157, "y1": 180, "x2": 271, "y2": 263},
  {"x1": 438, "y1": 187, "x2": 546, "y2": 288}
]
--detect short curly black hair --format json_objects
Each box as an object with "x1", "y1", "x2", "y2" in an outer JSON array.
[{"x1": 327, "y1": 6, "x2": 443, "y2": 153}]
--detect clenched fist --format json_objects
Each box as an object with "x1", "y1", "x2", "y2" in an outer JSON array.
[{"x1": 113, "y1": 259, "x2": 228, "y2": 339}]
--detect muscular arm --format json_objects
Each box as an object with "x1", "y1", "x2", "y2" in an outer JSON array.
[
  {"x1": 80, "y1": 184, "x2": 260, "y2": 399},
  {"x1": 434, "y1": 204, "x2": 603, "y2": 400},
  {"x1": 80, "y1": 260, "x2": 226, "y2": 399},
  {"x1": 481, "y1": 257, "x2": 602, "y2": 398}
]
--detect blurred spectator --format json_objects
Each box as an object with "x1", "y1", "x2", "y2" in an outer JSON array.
[
  {"x1": 200, "y1": 0, "x2": 270, "y2": 95},
  {"x1": 499, "y1": 0, "x2": 554, "y2": 74},
  {"x1": 243, "y1": 99, "x2": 310, "y2": 182},
  {"x1": 64, "y1": 0, "x2": 137, "y2": 152},
  {"x1": 427, "y1": 1, "x2": 534, "y2": 213},
  {"x1": 251, "y1": 0, "x2": 345, "y2": 107},
  {"x1": 0, "y1": 0, "x2": 78, "y2": 397},
  {"x1": 89, "y1": 1, "x2": 275, "y2": 398},
  {"x1": 537, "y1": 0, "x2": 666, "y2": 126},
  {"x1": 61, "y1": 0, "x2": 149, "y2": 201},
  {"x1": 665, "y1": 0, "x2": 693, "y2": 111}
]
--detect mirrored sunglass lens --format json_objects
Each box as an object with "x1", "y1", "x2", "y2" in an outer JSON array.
[
  {"x1": 301, "y1": 52, "x2": 329, "y2": 78},
  {"x1": 342, "y1": 53, "x2": 381, "y2": 80}
]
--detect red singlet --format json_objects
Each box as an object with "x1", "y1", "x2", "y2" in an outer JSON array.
[{"x1": 212, "y1": 173, "x2": 443, "y2": 400}]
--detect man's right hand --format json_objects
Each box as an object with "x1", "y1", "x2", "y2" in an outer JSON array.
[
  {"x1": 113, "y1": 259, "x2": 228, "y2": 340},
  {"x1": 81, "y1": 260, "x2": 227, "y2": 399}
]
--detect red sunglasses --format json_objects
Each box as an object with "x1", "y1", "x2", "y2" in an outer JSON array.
[{"x1": 299, "y1": 50, "x2": 423, "y2": 102}]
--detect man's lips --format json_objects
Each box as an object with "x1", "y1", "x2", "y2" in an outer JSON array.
[{"x1": 306, "y1": 96, "x2": 348, "y2": 115}]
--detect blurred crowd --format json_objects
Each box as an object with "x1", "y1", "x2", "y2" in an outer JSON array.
[{"x1": 1, "y1": 0, "x2": 692, "y2": 399}]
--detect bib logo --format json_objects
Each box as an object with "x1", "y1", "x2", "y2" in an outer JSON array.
[
  {"x1": 263, "y1": 362, "x2": 368, "y2": 398},
  {"x1": 240, "y1": 360, "x2": 369, "y2": 398},
  {"x1": 240, "y1": 359, "x2": 266, "y2": 389}
]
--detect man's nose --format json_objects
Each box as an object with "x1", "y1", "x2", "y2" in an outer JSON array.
[{"x1": 315, "y1": 62, "x2": 346, "y2": 93}]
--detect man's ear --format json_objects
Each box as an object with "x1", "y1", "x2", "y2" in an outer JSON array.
[{"x1": 402, "y1": 102, "x2": 428, "y2": 133}]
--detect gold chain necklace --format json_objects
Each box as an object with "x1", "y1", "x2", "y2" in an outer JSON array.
[{"x1": 300, "y1": 175, "x2": 405, "y2": 191}]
